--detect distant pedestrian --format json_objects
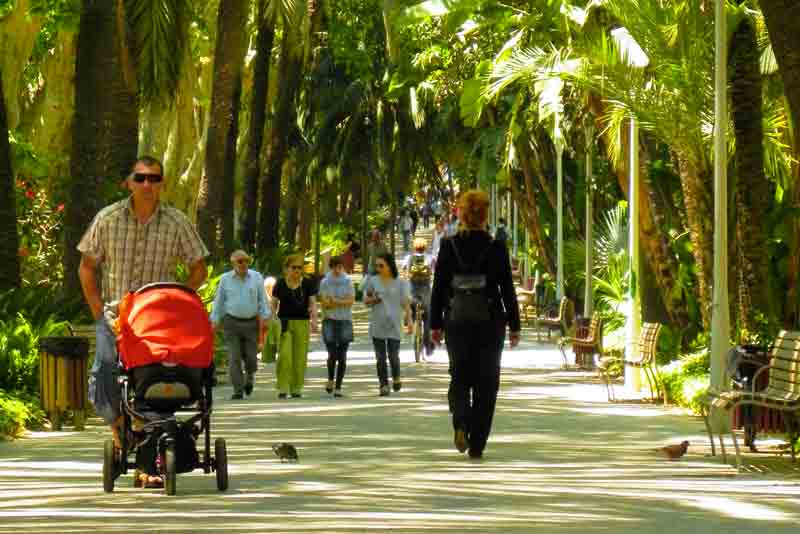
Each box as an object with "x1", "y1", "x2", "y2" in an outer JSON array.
[
  {"x1": 366, "y1": 229, "x2": 389, "y2": 275},
  {"x1": 431, "y1": 219, "x2": 446, "y2": 261},
  {"x1": 430, "y1": 189, "x2": 521, "y2": 459},
  {"x1": 495, "y1": 217, "x2": 509, "y2": 245},
  {"x1": 273, "y1": 254, "x2": 319, "y2": 398},
  {"x1": 210, "y1": 250, "x2": 271, "y2": 400},
  {"x1": 400, "y1": 212, "x2": 414, "y2": 252},
  {"x1": 319, "y1": 256, "x2": 355, "y2": 397},
  {"x1": 363, "y1": 253, "x2": 412, "y2": 396}
]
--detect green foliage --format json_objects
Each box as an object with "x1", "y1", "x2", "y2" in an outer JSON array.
[
  {"x1": 0, "y1": 389, "x2": 46, "y2": 438},
  {"x1": 0, "y1": 314, "x2": 69, "y2": 394},
  {"x1": 739, "y1": 310, "x2": 780, "y2": 348},
  {"x1": 0, "y1": 285, "x2": 87, "y2": 325},
  {"x1": 15, "y1": 176, "x2": 66, "y2": 286},
  {"x1": 660, "y1": 350, "x2": 710, "y2": 414}
]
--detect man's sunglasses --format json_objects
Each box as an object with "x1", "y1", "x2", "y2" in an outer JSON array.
[
  {"x1": 132, "y1": 173, "x2": 163, "y2": 183},
  {"x1": 289, "y1": 265, "x2": 304, "y2": 270}
]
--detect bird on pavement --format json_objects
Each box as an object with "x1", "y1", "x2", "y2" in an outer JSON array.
[
  {"x1": 657, "y1": 440, "x2": 689, "y2": 460},
  {"x1": 272, "y1": 442, "x2": 299, "y2": 462}
]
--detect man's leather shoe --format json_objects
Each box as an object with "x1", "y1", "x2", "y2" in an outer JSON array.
[
  {"x1": 230, "y1": 392, "x2": 243, "y2": 400},
  {"x1": 244, "y1": 384, "x2": 253, "y2": 396}
]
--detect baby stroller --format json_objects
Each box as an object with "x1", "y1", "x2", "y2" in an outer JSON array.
[{"x1": 102, "y1": 282, "x2": 228, "y2": 495}]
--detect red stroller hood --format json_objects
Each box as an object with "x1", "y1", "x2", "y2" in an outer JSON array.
[{"x1": 118, "y1": 285, "x2": 214, "y2": 370}]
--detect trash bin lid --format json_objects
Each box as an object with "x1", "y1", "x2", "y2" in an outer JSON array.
[{"x1": 38, "y1": 337, "x2": 90, "y2": 358}]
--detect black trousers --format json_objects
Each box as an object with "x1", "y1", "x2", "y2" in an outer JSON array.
[
  {"x1": 445, "y1": 319, "x2": 505, "y2": 455},
  {"x1": 326, "y1": 342, "x2": 349, "y2": 389}
]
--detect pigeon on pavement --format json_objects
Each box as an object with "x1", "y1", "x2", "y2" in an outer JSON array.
[
  {"x1": 657, "y1": 440, "x2": 689, "y2": 460},
  {"x1": 273, "y1": 442, "x2": 299, "y2": 462}
]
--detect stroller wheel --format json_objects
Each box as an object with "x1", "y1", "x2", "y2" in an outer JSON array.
[
  {"x1": 215, "y1": 438, "x2": 229, "y2": 491},
  {"x1": 164, "y1": 446, "x2": 177, "y2": 496},
  {"x1": 103, "y1": 439, "x2": 116, "y2": 493}
]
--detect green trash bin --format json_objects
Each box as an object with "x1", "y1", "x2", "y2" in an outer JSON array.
[{"x1": 38, "y1": 337, "x2": 90, "y2": 431}]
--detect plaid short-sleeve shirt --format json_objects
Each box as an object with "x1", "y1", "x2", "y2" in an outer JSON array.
[{"x1": 77, "y1": 197, "x2": 209, "y2": 304}]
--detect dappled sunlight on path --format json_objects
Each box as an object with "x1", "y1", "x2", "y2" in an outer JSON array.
[{"x1": 2, "y1": 331, "x2": 800, "y2": 531}]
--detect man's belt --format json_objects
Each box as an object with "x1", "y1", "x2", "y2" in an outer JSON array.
[{"x1": 225, "y1": 314, "x2": 257, "y2": 321}]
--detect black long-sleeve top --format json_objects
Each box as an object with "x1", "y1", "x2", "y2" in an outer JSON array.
[{"x1": 430, "y1": 230, "x2": 521, "y2": 332}]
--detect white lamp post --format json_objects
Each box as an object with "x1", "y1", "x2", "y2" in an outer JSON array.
[
  {"x1": 555, "y1": 107, "x2": 565, "y2": 301},
  {"x1": 584, "y1": 122, "x2": 594, "y2": 318},
  {"x1": 710, "y1": 0, "x2": 730, "y2": 430}
]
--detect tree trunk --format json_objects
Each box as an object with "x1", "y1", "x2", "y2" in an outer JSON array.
[
  {"x1": 517, "y1": 141, "x2": 555, "y2": 276},
  {"x1": 609, "y1": 137, "x2": 689, "y2": 329},
  {"x1": 761, "y1": 1, "x2": 800, "y2": 144},
  {"x1": 761, "y1": 0, "x2": 800, "y2": 327},
  {"x1": 221, "y1": 75, "x2": 242, "y2": 256},
  {"x1": 64, "y1": 0, "x2": 139, "y2": 304},
  {"x1": 240, "y1": 6, "x2": 275, "y2": 250},
  {"x1": 0, "y1": 0, "x2": 41, "y2": 131},
  {"x1": 196, "y1": 0, "x2": 247, "y2": 258},
  {"x1": 0, "y1": 67, "x2": 20, "y2": 290},
  {"x1": 257, "y1": 26, "x2": 304, "y2": 253},
  {"x1": 675, "y1": 154, "x2": 714, "y2": 328},
  {"x1": 730, "y1": 14, "x2": 771, "y2": 332}
]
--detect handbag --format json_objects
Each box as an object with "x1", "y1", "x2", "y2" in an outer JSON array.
[{"x1": 448, "y1": 238, "x2": 493, "y2": 323}]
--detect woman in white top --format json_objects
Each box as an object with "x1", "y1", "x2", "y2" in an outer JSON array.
[{"x1": 362, "y1": 253, "x2": 412, "y2": 396}]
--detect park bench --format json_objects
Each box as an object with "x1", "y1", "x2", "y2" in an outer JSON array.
[
  {"x1": 558, "y1": 313, "x2": 603, "y2": 369},
  {"x1": 702, "y1": 330, "x2": 800, "y2": 468},
  {"x1": 535, "y1": 296, "x2": 571, "y2": 341},
  {"x1": 598, "y1": 322, "x2": 662, "y2": 402},
  {"x1": 515, "y1": 288, "x2": 537, "y2": 326}
]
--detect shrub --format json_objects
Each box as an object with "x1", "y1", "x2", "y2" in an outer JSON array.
[
  {"x1": 660, "y1": 350, "x2": 710, "y2": 414},
  {"x1": 0, "y1": 389, "x2": 46, "y2": 439},
  {"x1": 0, "y1": 314, "x2": 70, "y2": 394}
]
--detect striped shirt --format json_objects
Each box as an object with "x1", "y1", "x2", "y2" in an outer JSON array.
[{"x1": 77, "y1": 197, "x2": 209, "y2": 303}]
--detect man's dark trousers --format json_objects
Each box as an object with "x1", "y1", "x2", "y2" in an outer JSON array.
[{"x1": 222, "y1": 315, "x2": 259, "y2": 395}]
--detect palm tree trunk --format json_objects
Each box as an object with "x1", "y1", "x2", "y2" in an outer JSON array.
[
  {"x1": 257, "y1": 25, "x2": 304, "y2": 253},
  {"x1": 730, "y1": 14, "x2": 771, "y2": 332},
  {"x1": 675, "y1": 154, "x2": 714, "y2": 328},
  {"x1": 517, "y1": 143, "x2": 555, "y2": 276},
  {"x1": 0, "y1": 67, "x2": 20, "y2": 290},
  {"x1": 64, "y1": 0, "x2": 139, "y2": 304},
  {"x1": 196, "y1": 0, "x2": 248, "y2": 258},
  {"x1": 240, "y1": 6, "x2": 276, "y2": 250}
]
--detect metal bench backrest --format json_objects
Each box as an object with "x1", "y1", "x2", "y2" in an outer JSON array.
[
  {"x1": 635, "y1": 322, "x2": 661, "y2": 365},
  {"x1": 764, "y1": 330, "x2": 800, "y2": 401}
]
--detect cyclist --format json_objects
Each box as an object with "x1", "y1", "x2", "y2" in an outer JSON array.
[{"x1": 403, "y1": 237, "x2": 436, "y2": 359}]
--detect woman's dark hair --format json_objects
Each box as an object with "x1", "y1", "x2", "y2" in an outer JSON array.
[
  {"x1": 376, "y1": 252, "x2": 399, "y2": 279},
  {"x1": 329, "y1": 255, "x2": 343, "y2": 269}
]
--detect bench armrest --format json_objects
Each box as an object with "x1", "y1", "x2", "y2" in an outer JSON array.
[{"x1": 750, "y1": 364, "x2": 774, "y2": 393}]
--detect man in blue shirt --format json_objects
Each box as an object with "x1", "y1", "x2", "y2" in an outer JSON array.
[{"x1": 211, "y1": 250, "x2": 271, "y2": 399}]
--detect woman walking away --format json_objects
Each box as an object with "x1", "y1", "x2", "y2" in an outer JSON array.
[
  {"x1": 319, "y1": 256, "x2": 355, "y2": 397},
  {"x1": 430, "y1": 190, "x2": 521, "y2": 459},
  {"x1": 273, "y1": 254, "x2": 318, "y2": 398},
  {"x1": 363, "y1": 253, "x2": 412, "y2": 396}
]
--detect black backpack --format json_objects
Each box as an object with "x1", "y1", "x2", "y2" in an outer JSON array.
[{"x1": 447, "y1": 238, "x2": 493, "y2": 323}]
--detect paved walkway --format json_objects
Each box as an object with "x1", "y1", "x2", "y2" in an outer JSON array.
[
  {"x1": 2, "y1": 333, "x2": 800, "y2": 532},
  {"x1": 2, "y1": 225, "x2": 800, "y2": 531}
]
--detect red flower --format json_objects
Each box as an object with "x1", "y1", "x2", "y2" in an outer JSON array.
[
  {"x1": 25, "y1": 189, "x2": 35, "y2": 199},
  {"x1": 18, "y1": 247, "x2": 29, "y2": 258},
  {"x1": 56, "y1": 203, "x2": 65, "y2": 212}
]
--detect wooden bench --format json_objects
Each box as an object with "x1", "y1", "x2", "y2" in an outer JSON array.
[
  {"x1": 598, "y1": 322, "x2": 662, "y2": 402},
  {"x1": 515, "y1": 288, "x2": 537, "y2": 326},
  {"x1": 558, "y1": 313, "x2": 602, "y2": 369},
  {"x1": 703, "y1": 330, "x2": 800, "y2": 468},
  {"x1": 535, "y1": 296, "x2": 571, "y2": 341}
]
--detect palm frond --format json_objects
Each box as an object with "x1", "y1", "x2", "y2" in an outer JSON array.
[{"x1": 126, "y1": 0, "x2": 190, "y2": 105}]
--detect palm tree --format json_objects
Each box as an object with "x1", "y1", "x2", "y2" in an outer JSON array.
[
  {"x1": 196, "y1": 0, "x2": 249, "y2": 258},
  {"x1": 63, "y1": 0, "x2": 139, "y2": 304},
  {"x1": 0, "y1": 67, "x2": 21, "y2": 290},
  {"x1": 257, "y1": 0, "x2": 307, "y2": 253},
  {"x1": 730, "y1": 3, "x2": 771, "y2": 332},
  {"x1": 240, "y1": 1, "x2": 277, "y2": 251},
  {"x1": 760, "y1": 0, "x2": 800, "y2": 326},
  {"x1": 63, "y1": 0, "x2": 191, "y2": 303}
]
